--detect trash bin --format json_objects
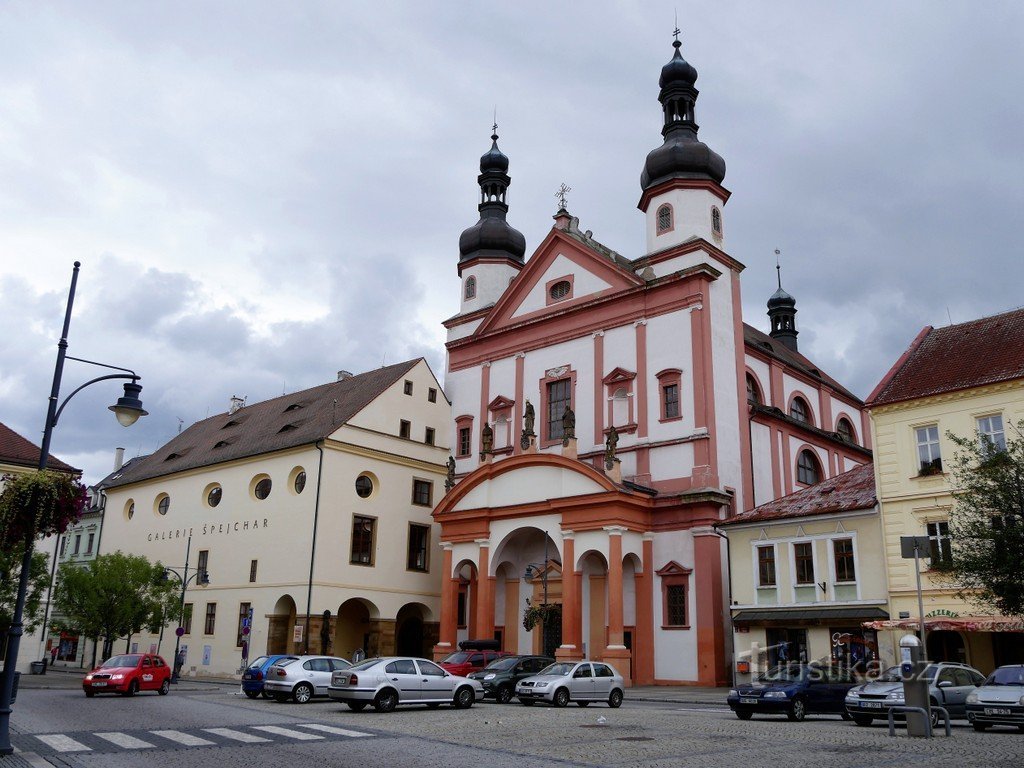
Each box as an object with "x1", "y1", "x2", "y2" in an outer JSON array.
[
  {"x1": 29, "y1": 661, "x2": 46, "y2": 675},
  {"x1": 11, "y1": 671, "x2": 20, "y2": 704}
]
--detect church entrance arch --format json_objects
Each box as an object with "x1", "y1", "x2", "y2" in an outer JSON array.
[
  {"x1": 396, "y1": 602, "x2": 434, "y2": 657},
  {"x1": 268, "y1": 595, "x2": 297, "y2": 654},
  {"x1": 491, "y1": 527, "x2": 562, "y2": 655},
  {"x1": 335, "y1": 598, "x2": 377, "y2": 662}
]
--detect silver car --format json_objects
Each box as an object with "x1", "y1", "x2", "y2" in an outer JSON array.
[
  {"x1": 845, "y1": 662, "x2": 984, "y2": 726},
  {"x1": 966, "y1": 664, "x2": 1024, "y2": 731},
  {"x1": 327, "y1": 656, "x2": 484, "y2": 713},
  {"x1": 263, "y1": 655, "x2": 353, "y2": 703},
  {"x1": 516, "y1": 661, "x2": 625, "y2": 708}
]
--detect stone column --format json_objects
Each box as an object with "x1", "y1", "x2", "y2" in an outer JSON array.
[
  {"x1": 603, "y1": 526, "x2": 631, "y2": 680},
  {"x1": 474, "y1": 540, "x2": 494, "y2": 641},
  {"x1": 634, "y1": 534, "x2": 656, "y2": 685},
  {"x1": 556, "y1": 532, "x2": 581, "y2": 661},
  {"x1": 433, "y1": 543, "x2": 458, "y2": 660}
]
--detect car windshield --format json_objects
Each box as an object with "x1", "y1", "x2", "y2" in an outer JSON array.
[
  {"x1": 349, "y1": 659, "x2": 383, "y2": 672},
  {"x1": 920, "y1": 664, "x2": 939, "y2": 680},
  {"x1": 442, "y1": 652, "x2": 472, "y2": 664},
  {"x1": 875, "y1": 666, "x2": 902, "y2": 683},
  {"x1": 756, "y1": 664, "x2": 807, "y2": 683},
  {"x1": 484, "y1": 657, "x2": 520, "y2": 671},
  {"x1": 102, "y1": 655, "x2": 142, "y2": 668},
  {"x1": 538, "y1": 663, "x2": 577, "y2": 677},
  {"x1": 986, "y1": 667, "x2": 1024, "y2": 686},
  {"x1": 247, "y1": 656, "x2": 269, "y2": 669}
]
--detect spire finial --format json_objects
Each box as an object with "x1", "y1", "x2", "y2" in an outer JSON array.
[
  {"x1": 491, "y1": 107, "x2": 498, "y2": 142},
  {"x1": 673, "y1": 10, "x2": 681, "y2": 48},
  {"x1": 555, "y1": 182, "x2": 571, "y2": 211},
  {"x1": 774, "y1": 248, "x2": 782, "y2": 289}
]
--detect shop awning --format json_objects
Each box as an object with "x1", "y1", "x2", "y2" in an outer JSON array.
[
  {"x1": 863, "y1": 616, "x2": 1024, "y2": 632},
  {"x1": 732, "y1": 606, "x2": 889, "y2": 625}
]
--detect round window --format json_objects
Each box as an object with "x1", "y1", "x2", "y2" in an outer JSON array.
[
  {"x1": 157, "y1": 495, "x2": 170, "y2": 516},
  {"x1": 549, "y1": 280, "x2": 571, "y2": 300},
  {"x1": 207, "y1": 486, "x2": 222, "y2": 507},
  {"x1": 355, "y1": 475, "x2": 373, "y2": 498},
  {"x1": 294, "y1": 471, "x2": 307, "y2": 494},
  {"x1": 254, "y1": 478, "x2": 272, "y2": 500},
  {"x1": 125, "y1": 500, "x2": 135, "y2": 521}
]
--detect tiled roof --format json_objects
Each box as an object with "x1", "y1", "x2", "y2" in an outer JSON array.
[
  {"x1": 105, "y1": 359, "x2": 421, "y2": 488},
  {"x1": 743, "y1": 324, "x2": 861, "y2": 403},
  {"x1": 719, "y1": 462, "x2": 876, "y2": 526},
  {"x1": 0, "y1": 422, "x2": 78, "y2": 473},
  {"x1": 867, "y1": 307, "x2": 1024, "y2": 407}
]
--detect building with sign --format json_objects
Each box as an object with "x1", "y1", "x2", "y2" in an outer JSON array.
[
  {"x1": 432, "y1": 38, "x2": 871, "y2": 686},
  {"x1": 99, "y1": 360, "x2": 449, "y2": 677},
  {"x1": 863, "y1": 308, "x2": 1024, "y2": 671}
]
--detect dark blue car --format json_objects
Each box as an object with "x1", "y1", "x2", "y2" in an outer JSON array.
[
  {"x1": 241, "y1": 655, "x2": 298, "y2": 699},
  {"x1": 727, "y1": 663, "x2": 858, "y2": 721}
]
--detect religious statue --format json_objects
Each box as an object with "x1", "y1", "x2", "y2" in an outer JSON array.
[
  {"x1": 320, "y1": 610, "x2": 332, "y2": 655},
  {"x1": 604, "y1": 425, "x2": 619, "y2": 470},
  {"x1": 481, "y1": 422, "x2": 493, "y2": 454},
  {"x1": 561, "y1": 406, "x2": 576, "y2": 446},
  {"x1": 524, "y1": 399, "x2": 535, "y2": 435},
  {"x1": 445, "y1": 455, "x2": 456, "y2": 491}
]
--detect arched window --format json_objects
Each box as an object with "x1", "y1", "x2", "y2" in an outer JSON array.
[
  {"x1": 836, "y1": 417, "x2": 855, "y2": 443},
  {"x1": 657, "y1": 204, "x2": 673, "y2": 234},
  {"x1": 464, "y1": 276, "x2": 476, "y2": 300},
  {"x1": 746, "y1": 374, "x2": 762, "y2": 405},
  {"x1": 797, "y1": 450, "x2": 822, "y2": 485},
  {"x1": 711, "y1": 206, "x2": 723, "y2": 236},
  {"x1": 790, "y1": 396, "x2": 811, "y2": 425}
]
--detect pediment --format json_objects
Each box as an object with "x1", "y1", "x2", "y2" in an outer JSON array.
[
  {"x1": 602, "y1": 367, "x2": 637, "y2": 386},
  {"x1": 488, "y1": 395, "x2": 516, "y2": 412},
  {"x1": 655, "y1": 560, "x2": 693, "y2": 577}
]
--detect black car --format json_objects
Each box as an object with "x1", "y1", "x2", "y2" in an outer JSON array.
[
  {"x1": 468, "y1": 655, "x2": 554, "y2": 703},
  {"x1": 728, "y1": 663, "x2": 858, "y2": 721}
]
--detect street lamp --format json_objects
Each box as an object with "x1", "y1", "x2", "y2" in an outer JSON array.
[
  {"x1": 162, "y1": 534, "x2": 210, "y2": 683},
  {"x1": 0, "y1": 261, "x2": 147, "y2": 756},
  {"x1": 523, "y1": 532, "x2": 560, "y2": 658}
]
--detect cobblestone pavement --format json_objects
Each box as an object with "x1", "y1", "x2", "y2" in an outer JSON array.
[{"x1": 7, "y1": 684, "x2": 1023, "y2": 768}]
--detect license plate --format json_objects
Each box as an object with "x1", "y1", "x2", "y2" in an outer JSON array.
[
  {"x1": 863, "y1": 702, "x2": 883, "y2": 709},
  {"x1": 985, "y1": 708, "x2": 1011, "y2": 715},
  {"x1": 740, "y1": 698, "x2": 758, "y2": 704},
  {"x1": 92, "y1": 682, "x2": 107, "y2": 687}
]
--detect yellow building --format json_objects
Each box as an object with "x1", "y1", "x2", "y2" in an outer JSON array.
[
  {"x1": 864, "y1": 308, "x2": 1024, "y2": 672},
  {"x1": 718, "y1": 463, "x2": 888, "y2": 683}
]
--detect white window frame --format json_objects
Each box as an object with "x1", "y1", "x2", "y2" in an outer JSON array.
[
  {"x1": 976, "y1": 413, "x2": 1006, "y2": 453},
  {"x1": 828, "y1": 535, "x2": 861, "y2": 600},
  {"x1": 915, "y1": 424, "x2": 942, "y2": 474}
]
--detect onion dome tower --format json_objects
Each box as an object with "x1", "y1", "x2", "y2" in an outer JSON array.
[
  {"x1": 638, "y1": 32, "x2": 729, "y2": 254},
  {"x1": 457, "y1": 126, "x2": 526, "y2": 314},
  {"x1": 767, "y1": 260, "x2": 799, "y2": 352}
]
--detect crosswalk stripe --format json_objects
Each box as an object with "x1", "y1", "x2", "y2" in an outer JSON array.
[
  {"x1": 34, "y1": 734, "x2": 92, "y2": 753},
  {"x1": 202, "y1": 728, "x2": 270, "y2": 743},
  {"x1": 94, "y1": 732, "x2": 155, "y2": 749},
  {"x1": 251, "y1": 725, "x2": 324, "y2": 741},
  {"x1": 150, "y1": 730, "x2": 216, "y2": 746},
  {"x1": 296, "y1": 723, "x2": 373, "y2": 738}
]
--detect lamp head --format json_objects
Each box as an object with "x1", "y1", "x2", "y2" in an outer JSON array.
[{"x1": 109, "y1": 381, "x2": 148, "y2": 427}]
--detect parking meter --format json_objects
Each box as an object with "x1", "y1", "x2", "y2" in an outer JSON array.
[{"x1": 899, "y1": 634, "x2": 931, "y2": 736}]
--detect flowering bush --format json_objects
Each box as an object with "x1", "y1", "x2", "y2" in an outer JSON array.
[
  {"x1": 522, "y1": 598, "x2": 558, "y2": 632},
  {"x1": 0, "y1": 471, "x2": 87, "y2": 548}
]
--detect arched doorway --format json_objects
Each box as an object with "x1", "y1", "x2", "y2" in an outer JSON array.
[
  {"x1": 579, "y1": 550, "x2": 609, "y2": 662},
  {"x1": 396, "y1": 603, "x2": 432, "y2": 657},
  {"x1": 927, "y1": 630, "x2": 967, "y2": 664},
  {"x1": 491, "y1": 527, "x2": 562, "y2": 656},
  {"x1": 268, "y1": 595, "x2": 297, "y2": 654},
  {"x1": 453, "y1": 560, "x2": 479, "y2": 645},
  {"x1": 335, "y1": 598, "x2": 376, "y2": 661}
]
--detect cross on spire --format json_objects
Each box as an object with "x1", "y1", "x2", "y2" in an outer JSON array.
[
  {"x1": 775, "y1": 249, "x2": 782, "y2": 289},
  {"x1": 673, "y1": 9, "x2": 681, "y2": 44},
  {"x1": 555, "y1": 183, "x2": 571, "y2": 211},
  {"x1": 492, "y1": 106, "x2": 498, "y2": 140}
]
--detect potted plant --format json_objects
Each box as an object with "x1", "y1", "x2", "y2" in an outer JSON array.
[{"x1": 0, "y1": 471, "x2": 87, "y2": 548}]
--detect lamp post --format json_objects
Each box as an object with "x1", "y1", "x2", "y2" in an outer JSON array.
[
  {"x1": 0, "y1": 261, "x2": 147, "y2": 755},
  {"x1": 163, "y1": 534, "x2": 210, "y2": 683},
  {"x1": 524, "y1": 533, "x2": 558, "y2": 658}
]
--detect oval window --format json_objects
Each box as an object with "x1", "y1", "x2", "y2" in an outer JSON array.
[
  {"x1": 157, "y1": 495, "x2": 170, "y2": 516},
  {"x1": 254, "y1": 478, "x2": 272, "y2": 500},
  {"x1": 355, "y1": 475, "x2": 373, "y2": 498},
  {"x1": 294, "y1": 471, "x2": 307, "y2": 494},
  {"x1": 125, "y1": 500, "x2": 135, "y2": 521},
  {"x1": 207, "y1": 486, "x2": 222, "y2": 507},
  {"x1": 549, "y1": 280, "x2": 571, "y2": 300}
]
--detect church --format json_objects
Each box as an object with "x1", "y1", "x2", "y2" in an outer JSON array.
[{"x1": 431, "y1": 36, "x2": 872, "y2": 686}]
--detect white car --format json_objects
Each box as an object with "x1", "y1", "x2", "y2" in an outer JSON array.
[
  {"x1": 966, "y1": 665, "x2": 1024, "y2": 732},
  {"x1": 516, "y1": 661, "x2": 624, "y2": 708},
  {"x1": 327, "y1": 657, "x2": 484, "y2": 712},
  {"x1": 263, "y1": 655, "x2": 352, "y2": 703}
]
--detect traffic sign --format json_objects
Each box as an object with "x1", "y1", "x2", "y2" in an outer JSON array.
[{"x1": 175, "y1": 627, "x2": 185, "y2": 637}]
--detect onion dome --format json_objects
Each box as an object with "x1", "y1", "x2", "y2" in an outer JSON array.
[
  {"x1": 459, "y1": 129, "x2": 526, "y2": 265},
  {"x1": 767, "y1": 262, "x2": 799, "y2": 351},
  {"x1": 641, "y1": 38, "x2": 726, "y2": 191},
  {"x1": 768, "y1": 286, "x2": 796, "y2": 309}
]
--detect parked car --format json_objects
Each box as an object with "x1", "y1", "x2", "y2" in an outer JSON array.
[
  {"x1": 845, "y1": 662, "x2": 985, "y2": 727},
  {"x1": 966, "y1": 664, "x2": 1024, "y2": 732},
  {"x1": 263, "y1": 655, "x2": 352, "y2": 703},
  {"x1": 468, "y1": 655, "x2": 554, "y2": 703},
  {"x1": 82, "y1": 653, "x2": 171, "y2": 697},
  {"x1": 515, "y1": 661, "x2": 624, "y2": 708},
  {"x1": 438, "y1": 648, "x2": 510, "y2": 677},
  {"x1": 241, "y1": 654, "x2": 298, "y2": 699},
  {"x1": 727, "y1": 663, "x2": 857, "y2": 721},
  {"x1": 327, "y1": 656, "x2": 483, "y2": 712}
]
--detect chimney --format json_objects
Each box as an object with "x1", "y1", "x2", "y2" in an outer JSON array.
[
  {"x1": 113, "y1": 447, "x2": 125, "y2": 471},
  {"x1": 229, "y1": 395, "x2": 246, "y2": 414},
  {"x1": 337, "y1": 370, "x2": 354, "y2": 381}
]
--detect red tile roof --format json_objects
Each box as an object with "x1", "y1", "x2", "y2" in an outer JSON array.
[
  {"x1": 868, "y1": 307, "x2": 1024, "y2": 407},
  {"x1": 719, "y1": 462, "x2": 876, "y2": 526},
  {"x1": 0, "y1": 422, "x2": 79, "y2": 473}
]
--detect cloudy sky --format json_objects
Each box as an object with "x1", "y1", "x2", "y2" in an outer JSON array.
[{"x1": 1, "y1": 1, "x2": 1021, "y2": 484}]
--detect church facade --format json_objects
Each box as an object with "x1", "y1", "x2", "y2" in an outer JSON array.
[{"x1": 432, "y1": 37, "x2": 871, "y2": 686}]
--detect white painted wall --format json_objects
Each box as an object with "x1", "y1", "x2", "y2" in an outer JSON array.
[
  {"x1": 644, "y1": 187, "x2": 726, "y2": 255},
  {"x1": 511, "y1": 254, "x2": 612, "y2": 317},
  {"x1": 459, "y1": 261, "x2": 520, "y2": 317}
]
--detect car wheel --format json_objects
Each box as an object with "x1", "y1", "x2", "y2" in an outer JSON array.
[
  {"x1": 158, "y1": 679, "x2": 170, "y2": 696},
  {"x1": 787, "y1": 697, "x2": 806, "y2": 722},
  {"x1": 608, "y1": 689, "x2": 623, "y2": 709},
  {"x1": 293, "y1": 683, "x2": 314, "y2": 704},
  {"x1": 122, "y1": 680, "x2": 139, "y2": 697},
  {"x1": 374, "y1": 688, "x2": 399, "y2": 713},
  {"x1": 453, "y1": 686, "x2": 474, "y2": 709},
  {"x1": 84, "y1": 691, "x2": 95, "y2": 698},
  {"x1": 928, "y1": 703, "x2": 940, "y2": 729},
  {"x1": 973, "y1": 722, "x2": 990, "y2": 732},
  {"x1": 553, "y1": 688, "x2": 570, "y2": 708},
  {"x1": 496, "y1": 685, "x2": 514, "y2": 704},
  {"x1": 520, "y1": 699, "x2": 534, "y2": 706},
  {"x1": 244, "y1": 689, "x2": 260, "y2": 699},
  {"x1": 852, "y1": 714, "x2": 873, "y2": 727},
  {"x1": 735, "y1": 710, "x2": 753, "y2": 721},
  {"x1": 346, "y1": 701, "x2": 368, "y2": 712}
]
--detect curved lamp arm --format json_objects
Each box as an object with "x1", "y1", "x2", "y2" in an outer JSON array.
[{"x1": 51, "y1": 373, "x2": 140, "y2": 427}]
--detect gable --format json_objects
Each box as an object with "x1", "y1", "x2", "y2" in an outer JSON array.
[{"x1": 451, "y1": 464, "x2": 609, "y2": 512}]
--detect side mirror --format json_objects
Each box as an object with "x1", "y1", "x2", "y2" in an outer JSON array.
[{"x1": 937, "y1": 680, "x2": 953, "y2": 688}]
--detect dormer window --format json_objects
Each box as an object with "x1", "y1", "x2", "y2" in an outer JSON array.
[
  {"x1": 657, "y1": 204, "x2": 673, "y2": 234},
  {"x1": 284, "y1": 403, "x2": 303, "y2": 412},
  {"x1": 464, "y1": 276, "x2": 476, "y2": 300}
]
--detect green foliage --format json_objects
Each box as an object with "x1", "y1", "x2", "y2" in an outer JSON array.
[
  {"x1": 0, "y1": 547, "x2": 50, "y2": 633},
  {"x1": 522, "y1": 598, "x2": 557, "y2": 632},
  {"x1": 943, "y1": 420, "x2": 1024, "y2": 617},
  {"x1": 52, "y1": 551, "x2": 178, "y2": 646},
  {"x1": 0, "y1": 471, "x2": 87, "y2": 548}
]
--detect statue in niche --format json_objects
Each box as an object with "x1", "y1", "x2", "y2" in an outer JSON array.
[
  {"x1": 523, "y1": 399, "x2": 535, "y2": 435},
  {"x1": 561, "y1": 406, "x2": 576, "y2": 446},
  {"x1": 445, "y1": 455, "x2": 456, "y2": 491},
  {"x1": 604, "y1": 426, "x2": 619, "y2": 470},
  {"x1": 481, "y1": 422, "x2": 493, "y2": 454}
]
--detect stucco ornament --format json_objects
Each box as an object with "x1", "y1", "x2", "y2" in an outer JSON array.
[
  {"x1": 604, "y1": 426, "x2": 619, "y2": 470},
  {"x1": 562, "y1": 406, "x2": 576, "y2": 446},
  {"x1": 445, "y1": 456, "x2": 456, "y2": 491}
]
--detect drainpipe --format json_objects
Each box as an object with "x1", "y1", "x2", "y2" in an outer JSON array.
[{"x1": 304, "y1": 441, "x2": 325, "y2": 653}]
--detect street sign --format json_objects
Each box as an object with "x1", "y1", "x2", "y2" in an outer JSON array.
[
  {"x1": 242, "y1": 626, "x2": 250, "y2": 635},
  {"x1": 900, "y1": 535, "x2": 931, "y2": 559},
  {"x1": 175, "y1": 627, "x2": 185, "y2": 637}
]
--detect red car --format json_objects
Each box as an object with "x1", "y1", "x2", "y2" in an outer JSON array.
[
  {"x1": 83, "y1": 653, "x2": 171, "y2": 697},
  {"x1": 439, "y1": 649, "x2": 509, "y2": 677}
]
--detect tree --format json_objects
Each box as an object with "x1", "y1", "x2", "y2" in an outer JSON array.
[
  {"x1": 0, "y1": 549, "x2": 50, "y2": 657},
  {"x1": 944, "y1": 419, "x2": 1024, "y2": 617},
  {"x1": 52, "y1": 552, "x2": 177, "y2": 659}
]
